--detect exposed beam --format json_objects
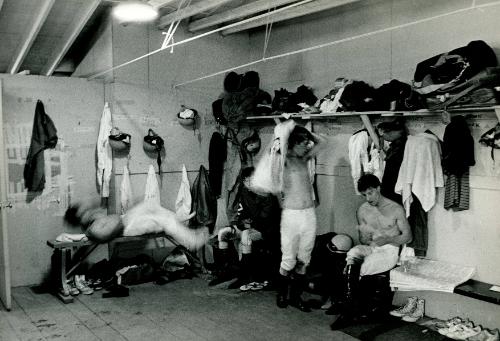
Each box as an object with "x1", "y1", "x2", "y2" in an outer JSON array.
[
  {"x1": 222, "y1": 0, "x2": 360, "y2": 35},
  {"x1": 148, "y1": 0, "x2": 178, "y2": 9},
  {"x1": 189, "y1": 0, "x2": 298, "y2": 32},
  {"x1": 158, "y1": 0, "x2": 233, "y2": 30},
  {"x1": 8, "y1": 0, "x2": 56, "y2": 74},
  {"x1": 42, "y1": 0, "x2": 101, "y2": 76}
]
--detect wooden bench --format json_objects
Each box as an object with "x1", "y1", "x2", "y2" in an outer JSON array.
[
  {"x1": 454, "y1": 280, "x2": 500, "y2": 305},
  {"x1": 47, "y1": 233, "x2": 199, "y2": 303}
]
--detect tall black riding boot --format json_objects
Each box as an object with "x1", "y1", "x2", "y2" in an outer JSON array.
[
  {"x1": 228, "y1": 253, "x2": 252, "y2": 289},
  {"x1": 276, "y1": 274, "x2": 290, "y2": 308},
  {"x1": 209, "y1": 248, "x2": 235, "y2": 286},
  {"x1": 289, "y1": 274, "x2": 311, "y2": 312},
  {"x1": 325, "y1": 252, "x2": 348, "y2": 315},
  {"x1": 330, "y1": 263, "x2": 361, "y2": 330}
]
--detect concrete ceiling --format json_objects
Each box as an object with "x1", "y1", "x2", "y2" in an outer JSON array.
[{"x1": 0, "y1": 0, "x2": 359, "y2": 77}]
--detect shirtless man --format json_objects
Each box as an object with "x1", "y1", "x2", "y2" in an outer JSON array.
[
  {"x1": 330, "y1": 173, "x2": 412, "y2": 329},
  {"x1": 64, "y1": 199, "x2": 207, "y2": 250},
  {"x1": 276, "y1": 124, "x2": 327, "y2": 312}
]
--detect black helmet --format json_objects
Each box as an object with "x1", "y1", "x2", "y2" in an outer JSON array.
[
  {"x1": 143, "y1": 129, "x2": 164, "y2": 153},
  {"x1": 109, "y1": 127, "x2": 131, "y2": 152}
]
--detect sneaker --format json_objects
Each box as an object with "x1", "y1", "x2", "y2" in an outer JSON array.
[
  {"x1": 239, "y1": 282, "x2": 256, "y2": 291},
  {"x1": 446, "y1": 325, "x2": 481, "y2": 340},
  {"x1": 66, "y1": 279, "x2": 80, "y2": 296},
  {"x1": 390, "y1": 296, "x2": 418, "y2": 317},
  {"x1": 401, "y1": 298, "x2": 425, "y2": 322},
  {"x1": 74, "y1": 275, "x2": 94, "y2": 295},
  {"x1": 467, "y1": 328, "x2": 500, "y2": 341},
  {"x1": 435, "y1": 316, "x2": 464, "y2": 329},
  {"x1": 439, "y1": 321, "x2": 474, "y2": 336}
]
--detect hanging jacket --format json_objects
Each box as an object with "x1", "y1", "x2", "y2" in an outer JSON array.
[
  {"x1": 381, "y1": 135, "x2": 407, "y2": 204},
  {"x1": 190, "y1": 165, "x2": 217, "y2": 232},
  {"x1": 144, "y1": 164, "x2": 161, "y2": 205},
  {"x1": 97, "y1": 102, "x2": 113, "y2": 198},
  {"x1": 442, "y1": 115, "x2": 475, "y2": 176},
  {"x1": 120, "y1": 165, "x2": 133, "y2": 214},
  {"x1": 208, "y1": 132, "x2": 226, "y2": 197},
  {"x1": 24, "y1": 100, "x2": 58, "y2": 192},
  {"x1": 175, "y1": 164, "x2": 192, "y2": 222}
]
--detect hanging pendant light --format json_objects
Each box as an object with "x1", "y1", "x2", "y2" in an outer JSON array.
[{"x1": 112, "y1": 1, "x2": 159, "y2": 23}]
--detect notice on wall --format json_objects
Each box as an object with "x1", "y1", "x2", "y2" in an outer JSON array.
[{"x1": 4, "y1": 122, "x2": 70, "y2": 214}]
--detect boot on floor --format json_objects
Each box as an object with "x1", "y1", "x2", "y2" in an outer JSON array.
[
  {"x1": 289, "y1": 274, "x2": 311, "y2": 312},
  {"x1": 208, "y1": 248, "x2": 236, "y2": 286},
  {"x1": 228, "y1": 253, "x2": 252, "y2": 289},
  {"x1": 276, "y1": 274, "x2": 290, "y2": 308},
  {"x1": 330, "y1": 263, "x2": 361, "y2": 330}
]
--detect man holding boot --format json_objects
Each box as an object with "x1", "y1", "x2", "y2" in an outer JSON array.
[
  {"x1": 209, "y1": 167, "x2": 281, "y2": 288},
  {"x1": 330, "y1": 174, "x2": 412, "y2": 329}
]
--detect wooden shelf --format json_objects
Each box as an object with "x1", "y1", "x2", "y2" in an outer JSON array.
[{"x1": 246, "y1": 105, "x2": 500, "y2": 120}]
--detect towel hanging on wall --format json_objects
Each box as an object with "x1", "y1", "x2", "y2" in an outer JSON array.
[{"x1": 96, "y1": 102, "x2": 113, "y2": 198}]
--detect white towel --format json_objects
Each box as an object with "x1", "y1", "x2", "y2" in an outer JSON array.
[
  {"x1": 96, "y1": 102, "x2": 113, "y2": 197},
  {"x1": 251, "y1": 120, "x2": 296, "y2": 194},
  {"x1": 305, "y1": 122, "x2": 317, "y2": 202},
  {"x1": 144, "y1": 164, "x2": 161, "y2": 205},
  {"x1": 395, "y1": 133, "x2": 444, "y2": 216},
  {"x1": 175, "y1": 164, "x2": 192, "y2": 222},
  {"x1": 120, "y1": 165, "x2": 133, "y2": 214}
]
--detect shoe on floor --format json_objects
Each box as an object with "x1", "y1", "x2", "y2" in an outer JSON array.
[
  {"x1": 66, "y1": 279, "x2": 79, "y2": 296},
  {"x1": 401, "y1": 298, "x2": 424, "y2": 322},
  {"x1": 74, "y1": 275, "x2": 94, "y2": 295},
  {"x1": 467, "y1": 328, "x2": 500, "y2": 341},
  {"x1": 390, "y1": 296, "x2": 418, "y2": 317},
  {"x1": 438, "y1": 320, "x2": 474, "y2": 336},
  {"x1": 445, "y1": 324, "x2": 482, "y2": 340},
  {"x1": 240, "y1": 282, "x2": 265, "y2": 291}
]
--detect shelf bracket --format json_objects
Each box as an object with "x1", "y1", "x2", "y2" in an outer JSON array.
[
  {"x1": 359, "y1": 114, "x2": 380, "y2": 149},
  {"x1": 495, "y1": 106, "x2": 500, "y2": 123}
]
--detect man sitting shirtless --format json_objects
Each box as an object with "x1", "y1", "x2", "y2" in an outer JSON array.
[{"x1": 330, "y1": 173, "x2": 412, "y2": 329}]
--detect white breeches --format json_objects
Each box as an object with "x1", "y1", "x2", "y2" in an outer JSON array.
[
  {"x1": 218, "y1": 226, "x2": 262, "y2": 254},
  {"x1": 346, "y1": 244, "x2": 399, "y2": 276},
  {"x1": 280, "y1": 208, "x2": 317, "y2": 274}
]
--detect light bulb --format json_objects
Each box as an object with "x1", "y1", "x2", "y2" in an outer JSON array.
[{"x1": 112, "y1": 1, "x2": 159, "y2": 23}]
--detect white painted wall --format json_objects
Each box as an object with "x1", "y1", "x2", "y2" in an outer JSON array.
[
  {"x1": 0, "y1": 74, "x2": 105, "y2": 286},
  {"x1": 238, "y1": 0, "x2": 500, "y2": 326}
]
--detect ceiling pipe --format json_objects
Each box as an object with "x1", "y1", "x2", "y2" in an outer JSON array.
[
  {"x1": 158, "y1": 0, "x2": 233, "y2": 29},
  {"x1": 8, "y1": 0, "x2": 56, "y2": 74},
  {"x1": 222, "y1": 0, "x2": 361, "y2": 35},
  {"x1": 88, "y1": 0, "x2": 313, "y2": 79},
  {"x1": 189, "y1": 0, "x2": 298, "y2": 32}
]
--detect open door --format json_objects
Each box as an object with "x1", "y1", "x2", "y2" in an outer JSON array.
[{"x1": 0, "y1": 79, "x2": 12, "y2": 310}]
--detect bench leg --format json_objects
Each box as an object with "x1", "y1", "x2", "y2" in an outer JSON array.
[{"x1": 53, "y1": 248, "x2": 74, "y2": 304}]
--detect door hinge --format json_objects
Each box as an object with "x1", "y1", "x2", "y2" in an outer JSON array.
[{"x1": 0, "y1": 202, "x2": 13, "y2": 209}]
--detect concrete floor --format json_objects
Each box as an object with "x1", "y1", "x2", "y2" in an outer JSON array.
[{"x1": 0, "y1": 277, "x2": 358, "y2": 341}]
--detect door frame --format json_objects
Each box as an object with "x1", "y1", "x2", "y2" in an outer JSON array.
[{"x1": 0, "y1": 78, "x2": 12, "y2": 311}]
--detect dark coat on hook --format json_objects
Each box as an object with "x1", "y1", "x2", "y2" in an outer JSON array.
[{"x1": 24, "y1": 100, "x2": 58, "y2": 193}]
